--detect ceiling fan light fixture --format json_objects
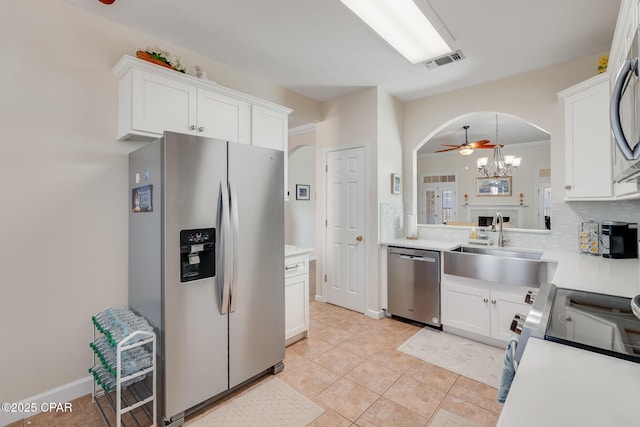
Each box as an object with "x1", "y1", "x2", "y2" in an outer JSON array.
[
  {"x1": 459, "y1": 147, "x2": 474, "y2": 156},
  {"x1": 339, "y1": 0, "x2": 453, "y2": 64}
]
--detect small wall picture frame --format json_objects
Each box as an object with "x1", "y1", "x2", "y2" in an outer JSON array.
[
  {"x1": 296, "y1": 184, "x2": 310, "y2": 200},
  {"x1": 391, "y1": 173, "x2": 401, "y2": 195},
  {"x1": 476, "y1": 176, "x2": 512, "y2": 196}
]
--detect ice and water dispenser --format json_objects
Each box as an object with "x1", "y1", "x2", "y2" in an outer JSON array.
[{"x1": 179, "y1": 228, "x2": 215, "y2": 282}]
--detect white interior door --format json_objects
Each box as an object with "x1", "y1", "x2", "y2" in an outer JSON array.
[
  {"x1": 325, "y1": 147, "x2": 365, "y2": 313},
  {"x1": 421, "y1": 182, "x2": 457, "y2": 224}
]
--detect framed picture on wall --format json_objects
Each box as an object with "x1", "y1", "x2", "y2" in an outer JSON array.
[
  {"x1": 476, "y1": 176, "x2": 512, "y2": 196},
  {"x1": 296, "y1": 184, "x2": 310, "y2": 200},
  {"x1": 391, "y1": 173, "x2": 401, "y2": 194}
]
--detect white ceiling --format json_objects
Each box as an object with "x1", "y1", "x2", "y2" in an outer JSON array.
[{"x1": 62, "y1": 0, "x2": 621, "y2": 137}]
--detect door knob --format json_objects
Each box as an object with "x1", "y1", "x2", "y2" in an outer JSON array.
[{"x1": 356, "y1": 235, "x2": 363, "y2": 242}]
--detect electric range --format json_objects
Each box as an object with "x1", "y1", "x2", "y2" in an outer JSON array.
[{"x1": 515, "y1": 283, "x2": 640, "y2": 364}]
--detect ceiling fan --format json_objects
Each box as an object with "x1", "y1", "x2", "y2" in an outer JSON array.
[{"x1": 435, "y1": 125, "x2": 501, "y2": 155}]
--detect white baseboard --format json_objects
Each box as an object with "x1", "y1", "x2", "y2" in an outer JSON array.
[
  {"x1": 366, "y1": 308, "x2": 385, "y2": 320},
  {"x1": 0, "y1": 376, "x2": 93, "y2": 426}
]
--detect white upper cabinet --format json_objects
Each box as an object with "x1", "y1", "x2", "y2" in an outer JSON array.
[
  {"x1": 197, "y1": 89, "x2": 250, "y2": 143},
  {"x1": 113, "y1": 55, "x2": 290, "y2": 148},
  {"x1": 252, "y1": 105, "x2": 288, "y2": 151},
  {"x1": 556, "y1": 0, "x2": 640, "y2": 200},
  {"x1": 122, "y1": 68, "x2": 197, "y2": 140},
  {"x1": 558, "y1": 73, "x2": 613, "y2": 200}
]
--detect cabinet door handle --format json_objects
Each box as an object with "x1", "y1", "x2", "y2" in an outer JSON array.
[
  {"x1": 565, "y1": 184, "x2": 572, "y2": 190},
  {"x1": 285, "y1": 265, "x2": 300, "y2": 271},
  {"x1": 356, "y1": 235, "x2": 363, "y2": 242},
  {"x1": 483, "y1": 298, "x2": 489, "y2": 303},
  {"x1": 491, "y1": 299, "x2": 496, "y2": 304},
  {"x1": 190, "y1": 125, "x2": 196, "y2": 130},
  {"x1": 198, "y1": 126, "x2": 205, "y2": 132}
]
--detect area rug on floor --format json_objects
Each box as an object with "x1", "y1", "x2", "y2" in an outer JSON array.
[
  {"x1": 397, "y1": 328, "x2": 504, "y2": 388},
  {"x1": 188, "y1": 378, "x2": 324, "y2": 427},
  {"x1": 428, "y1": 408, "x2": 477, "y2": 427}
]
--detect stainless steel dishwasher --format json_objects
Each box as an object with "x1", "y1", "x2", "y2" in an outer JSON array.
[{"x1": 387, "y1": 246, "x2": 441, "y2": 328}]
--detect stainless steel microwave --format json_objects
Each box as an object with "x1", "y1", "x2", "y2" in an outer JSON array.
[{"x1": 611, "y1": 29, "x2": 640, "y2": 182}]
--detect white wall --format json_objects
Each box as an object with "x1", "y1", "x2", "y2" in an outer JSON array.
[
  {"x1": 286, "y1": 140, "x2": 316, "y2": 257},
  {"x1": 377, "y1": 92, "x2": 404, "y2": 205},
  {"x1": 0, "y1": 0, "x2": 320, "y2": 406},
  {"x1": 315, "y1": 88, "x2": 378, "y2": 311},
  {"x1": 314, "y1": 88, "x2": 403, "y2": 317}
]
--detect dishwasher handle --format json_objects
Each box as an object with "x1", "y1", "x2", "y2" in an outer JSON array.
[{"x1": 398, "y1": 254, "x2": 436, "y2": 262}]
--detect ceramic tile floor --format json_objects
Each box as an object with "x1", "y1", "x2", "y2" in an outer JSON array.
[
  {"x1": 7, "y1": 299, "x2": 501, "y2": 427},
  {"x1": 279, "y1": 302, "x2": 501, "y2": 426}
]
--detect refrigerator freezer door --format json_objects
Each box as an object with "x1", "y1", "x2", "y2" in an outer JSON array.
[
  {"x1": 227, "y1": 142, "x2": 285, "y2": 388},
  {"x1": 163, "y1": 133, "x2": 229, "y2": 418}
]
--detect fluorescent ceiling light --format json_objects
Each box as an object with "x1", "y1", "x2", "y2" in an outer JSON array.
[{"x1": 340, "y1": 0, "x2": 453, "y2": 64}]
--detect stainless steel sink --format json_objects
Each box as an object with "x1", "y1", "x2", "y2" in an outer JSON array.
[
  {"x1": 451, "y1": 245, "x2": 543, "y2": 260},
  {"x1": 444, "y1": 245, "x2": 547, "y2": 287}
]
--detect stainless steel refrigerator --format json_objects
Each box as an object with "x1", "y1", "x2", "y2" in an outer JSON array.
[{"x1": 128, "y1": 131, "x2": 285, "y2": 426}]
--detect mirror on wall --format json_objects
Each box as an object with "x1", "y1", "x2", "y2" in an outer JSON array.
[{"x1": 415, "y1": 112, "x2": 551, "y2": 230}]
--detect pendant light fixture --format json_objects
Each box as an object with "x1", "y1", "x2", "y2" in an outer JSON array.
[{"x1": 477, "y1": 115, "x2": 522, "y2": 177}]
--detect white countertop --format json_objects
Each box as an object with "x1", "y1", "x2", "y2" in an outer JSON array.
[
  {"x1": 381, "y1": 238, "x2": 461, "y2": 252},
  {"x1": 285, "y1": 245, "x2": 313, "y2": 257},
  {"x1": 542, "y1": 250, "x2": 640, "y2": 298},
  {"x1": 497, "y1": 339, "x2": 640, "y2": 427}
]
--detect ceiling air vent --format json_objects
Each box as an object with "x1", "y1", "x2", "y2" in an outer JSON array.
[{"x1": 424, "y1": 50, "x2": 465, "y2": 69}]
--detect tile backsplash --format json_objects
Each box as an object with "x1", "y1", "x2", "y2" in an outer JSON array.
[{"x1": 380, "y1": 200, "x2": 640, "y2": 253}]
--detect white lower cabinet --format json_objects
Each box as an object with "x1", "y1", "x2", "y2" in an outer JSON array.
[
  {"x1": 490, "y1": 290, "x2": 532, "y2": 342},
  {"x1": 284, "y1": 252, "x2": 310, "y2": 345},
  {"x1": 442, "y1": 283, "x2": 491, "y2": 336},
  {"x1": 442, "y1": 280, "x2": 534, "y2": 343}
]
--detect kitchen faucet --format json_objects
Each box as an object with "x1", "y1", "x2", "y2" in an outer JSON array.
[{"x1": 492, "y1": 212, "x2": 509, "y2": 247}]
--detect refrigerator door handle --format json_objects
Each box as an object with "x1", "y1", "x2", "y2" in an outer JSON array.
[
  {"x1": 217, "y1": 180, "x2": 231, "y2": 314},
  {"x1": 229, "y1": 180, "x2": 240, "y2": 313}
]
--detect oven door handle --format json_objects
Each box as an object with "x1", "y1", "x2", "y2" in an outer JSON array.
[{"x1": 510, "y1": 339, "x2": 519, "y2": 372}]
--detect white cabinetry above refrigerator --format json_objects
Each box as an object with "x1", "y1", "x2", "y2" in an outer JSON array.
[{"x1": 113, "y1": 55, "x2": 290, "y2": 151}]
